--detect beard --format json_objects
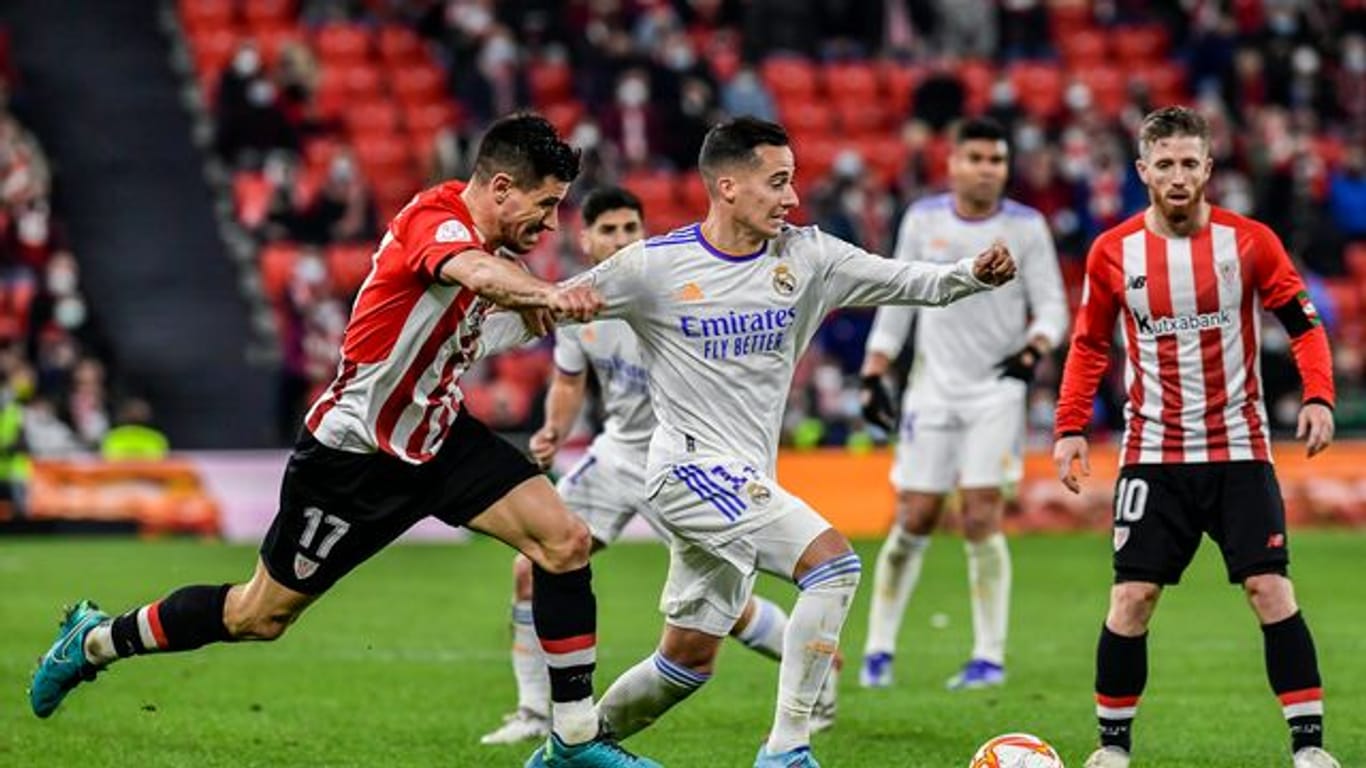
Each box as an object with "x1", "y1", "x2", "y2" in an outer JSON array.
[{"x1": 1152, "y1": 186, "x2": 1204, "y2": 226}]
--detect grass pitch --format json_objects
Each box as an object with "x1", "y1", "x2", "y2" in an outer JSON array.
[{"x1": 2, "y1": 533, "x2": 1362, "y2": 767}]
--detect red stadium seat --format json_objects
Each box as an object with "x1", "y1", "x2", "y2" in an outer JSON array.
[
  {"x1": 352, "y1": 133, "x2": 413, "y2": 174},
  {"x1": 833, "y1": 99, "x2": 888, "y2": 136},
  {"x1": 1132, "y1": 61, "x2": 1187, "y2": 105},
  {"x1": 233, "y1": 172, "x2": 274, "y2": 229},
  {"x1": 188, "y1": 26, "x2": 239, "y2": 77},
  {"x1": 958, "y1": 59, "x2": 996, "y2": 114},
  {"x1": 779, "y1": 98, "x2": 833, "y2": 134},
  {"x1": 1049, "y1": 1, "x2": 1095, "y2": 40},
  {"x1": 650, "y1": 204, "x2": 696, "y2": 235},
  {"x1": 1075, "y1": 66, "x2": 1127, "y2": 119},
  {"x1": 1346, "y1": 243, "x2": 1366, "y2": 281},
  {"x1": 761, "y1": 57, "x2": 819, "y2": 101},
  {"x1": 259, "y1": 242, "x2": 301, "y2": 302},
  {"x1": 1111, "y1": 25, "x2": 1169, "y2": 63},
  {"x1": 823, "y1": 61, "x2": 880, "y2": 102},
  {"x1": 314, "y1": 23, "x2": 372, "y2": 66},
  {"x1": 372, "y1": 176, "x2": 422, "y2": 222},
  {"x1": 621, "y1": 170, "x2": 679, "y2": 213},
  {"x1": 242, "y1": 0, "x2": 295, "y2": 28},
  {"x1": 881, "y1": 62, "x2": 924, "y2": 117},
  {"x1": 338, "y1": 62, "x2": 385, "y2": 98},
  {"x1": 377, "y1": 25, "x2": 425, "y2": 65},
  {"x1": 390, "y1": 62, "x2": 446, "y2": 107},
  {"x1": 326, "y1": 243, "x2": 375, "y2": 296},
  {"x1": 1010, "y1": 62, "x2": 1065, "y2": 119},
  {"x1": 179, "y1": 0, "x2": 236, "y2": 34},
  {"x1": 707, "y1": 47, "x2": 741, "y2": 83},
  {"x1": 250, "y1": 23, "x2": 304, "y2": 67},
  {"x1": 791, "y1": 135, "x2": 841, "y2": 184},
  {"x1": 678, "y1": 175, "x2": 710, "y2": 216},
  {"x1": 345, "y1": 98, "x2": 402, "y2": 135},
  {"x1": 542, "y1": 101, "x2": 584, "y2": 137},
  {"x1": 1058, "y1": 28, "x2": 1108, "y2": 68},
  {"x1": 527, "y1": 61, "x2": 573, "y2": 108},
  {"x1": 858, "y1": 136, "x2": 909, "y2": 187},
  {"x1": 403, "y1": 100, "x2": 460, "y2": 136}
]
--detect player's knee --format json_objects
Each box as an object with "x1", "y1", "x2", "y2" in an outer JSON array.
[
  {"x1": 800, "y1": 550, "x2": 863, "y2": 594},
  {"x1": 535, "y1": 518, "x2": 592, "y2": 574},
  {"x1": 1244, "y1": 573, "x2": 1297, "y2": 622},
  {"x1": 898, "y1": 496, "x2": 938, "y2": 536},
  {"x1": 961, "y1": 514, "x2": 997, "y2": 542},
  {"x1": 1109, "y1": 582, "x2": 1160, "y2": 632}
]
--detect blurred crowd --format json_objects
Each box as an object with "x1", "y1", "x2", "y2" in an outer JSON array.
[
  {"x1": 0, "y1": 31, "x2": 168, "y2": 504},
  {"x1": 186, "y1": 0, "x2": 1366, "y2": 445}
]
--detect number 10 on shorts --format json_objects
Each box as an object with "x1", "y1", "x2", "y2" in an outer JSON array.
[{"x1": 1114, "y1": 477, "x2": 1149, "y2": 523}]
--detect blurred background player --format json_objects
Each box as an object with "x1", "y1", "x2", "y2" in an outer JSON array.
[
  {"x1": 487, "y1": 117, "x2": 1017, "y2": 768},
  {"x1": 1053, "y1": 107, "x2": 1339, "y2": 768},
  {"x1": 858, "y1": 118, "x2": 1069, "y2": 691},
  {"x1": 28, "y1": 114, "x2": 660, "y2": 768},
  {"x1": 481, "y1": 185, "x2": 838, "y2": 745}
]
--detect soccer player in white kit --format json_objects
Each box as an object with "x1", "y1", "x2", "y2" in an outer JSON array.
[
  {"x1": 857, "y1": 118, "x2": 1070, "y2": 692},
  {"x1": 482, "y1": 187, "x2": 834, "y2": 745},
  {"x1": 506, "y1": 117, "x2": 1017, "y2": 768}
]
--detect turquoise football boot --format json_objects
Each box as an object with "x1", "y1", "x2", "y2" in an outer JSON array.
[
  {"x1": 29, "y1": 600, "x2": 109, "y2": 718},
  {"x1": 525, "y1": 733, "x2": 662, "y2": 768},
  {"x1": 754, "y1": 745, "x2": 820, "y2": 768}
]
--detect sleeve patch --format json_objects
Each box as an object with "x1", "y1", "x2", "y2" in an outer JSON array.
[
  {"x1": 1297, "y1": 290, "x2": 1322, "y2": 327},
  {"x1": 435, "y1": 219, "x2": 472, "y2": 243}
]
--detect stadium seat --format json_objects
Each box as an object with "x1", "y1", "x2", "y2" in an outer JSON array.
[
  {"x1": 621, "y1": 170, "x2": 679, "y2": 214},
  {"x1": 1132, "y1": 61, "x2": 1187, "y2": 105},
  {"x1": 527, "y1": 60, "x2": 573, "y2": 108},
  {"x1": 792, "y1": 135, "x2": 841, "y2": 184},
  {"x1": 372, "y1": 176, "x2": 421, "y2": 222},
  {"x1": 250, "y1": 23, "x2": 304, "y2": 67},
  {"x1": 242, "y1": 0, "x2": 295, "y2": 28},
  {"x1": 823, "y1": 61, "x2": 880, "y2": 102},
  {"x1": 345, "y1": 98, "x2": 402, "y2": 135},
  {"x1": 1074, "y1": 66, "x2": 1127, "y2": 119},
  {"x1": 1048, "y1": 1, "x2": 1095, "y2": 40},
  {"x1": 179, "y1": 0, "x2": 235, "y2": 35},
  {"x1": 326, "y1": 243, "x2": 375, "y2": 296},
  {"x1": 403, "y1": 100, "x2": 459, "y2": 137},
  {"x1": 1009, "y1": 62, "x2": 1065, "y2": 119},
  {"x1": 233, "y1": 171, "x2": 274, "y2": 228},
  {"x1": 314, "y1": 23, "x2": 372, "y2": 66},
  {"x1": 390, "y1": 62, "x2": 446, "y2": 107},
  {"x1": 679, "y1": 174, "x2": 709, "y2": 215},
  {"x1": 188, "y1": 26, "x2": 239, "y2": 78},
  {"x1": 881, "y1": 62, "x2": 923, "y2": 117},
  {"x1": 259, "y1": 242, "x2": 301, "y2": 302},
  {"x1": 1111, "y1": 24, "x2": 1169, "y2": 63},
  {"x1": 337, "y1": 62, "x2": 385, "y2": 98},
  {"x1": 650, "y1": 204, "x2": 696, "y2": 235},
  {"x1": 1058, "y1": 28, "x2": 1108, "y2": 68},
  {"x1": 858, "y1": 136, "x2": 909, "y2": 188},
  {"x1": 1324, "y1": 279, "x2": 1363, "y2": 325},
  {"x1": 778, "y1": 98, "x2": 833, "y2": 135},
  {"x1": 761, "y1": 57, "x2": 819, "y2": 102},
  {"x1": 958, "y1": 59, "x2": 996, "y2": 114},
  {"x1": 542, "y1": 101, "x2": 583, "y2": 137},
  {"x1": 377, "y1": 25, "x2": 425, "y2": 65},
  {"x1": 352, "y1": 132, "x2": 413, "y2": 173},
  {"x1": 833, "y1": 99, "x2": 888, "y2": 136}
]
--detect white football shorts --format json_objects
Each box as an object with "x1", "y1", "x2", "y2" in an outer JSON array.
[
  {"x1": 890, "y1": 390, "x2": 1026, "y2": 493},
  {"x1": 558, "y1": 438, "x2": 669, "y2": 545}
]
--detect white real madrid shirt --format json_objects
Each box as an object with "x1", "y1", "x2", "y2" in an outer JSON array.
[
  {"x1": 553, "y1": 320, "x2": 656, "y2": 455},
  {"x1": 865, "y1": 194, "x2": 1069, "y2": 404},
  {"x1": 552, "y1": 222, "x2": 994, "y2": 484}
]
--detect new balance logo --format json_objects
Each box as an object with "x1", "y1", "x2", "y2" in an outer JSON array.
[
  {"x1": 1127, "y1": 275, "x2": 1147, "y2": 290},
  {"x1": 675, "y1": 282, "x2": 705, "y2": 302}
]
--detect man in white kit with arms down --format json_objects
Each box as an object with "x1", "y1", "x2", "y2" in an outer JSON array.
[
  {"x1": 498, "y1": 116, "x2": 1017, "y2": 768},
  {"x1": 858, "y1": 117, "x2": 1069, "y2": 691}
]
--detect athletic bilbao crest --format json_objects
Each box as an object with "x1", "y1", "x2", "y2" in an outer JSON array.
[
  {"x1": 1218, "y1": 259, "x2": 1239, "y2": 287},
  {"x1": 1113, "y1": 526, "x2": 1130, "y2": 552},
  {"x1": 294, "y1": 553, "x2": 320, "y2": 580}
]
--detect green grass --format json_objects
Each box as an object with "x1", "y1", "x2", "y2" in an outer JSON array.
[{"x1": 1, "y1": 533, "x2": 1363, "y2": 767}]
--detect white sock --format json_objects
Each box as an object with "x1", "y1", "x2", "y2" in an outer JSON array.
[
  {"x1": 864, "y1": 527, "x2": 930, "y2": 656},
  {"x1": 768, "y1": 552, "x2": 862, "y2": 754},
  {"x1": 966, "y1": 533, "x2": 1011, "y2": 666},
  {"x1": 598, "y1": 651, "x2": 710, "y2": 740},
  {"x1": 552, "y1": 697, "x2": 598, "y2": 745},
  {"x1": 510, "y1": 601, "x2": 550, "y2": 717},
  {"x1": 83, "y1": 621, "x2": 118, "y2": 667},
  {"x1": 735, "y1": 595, "x2": 788, "y2": 661}
]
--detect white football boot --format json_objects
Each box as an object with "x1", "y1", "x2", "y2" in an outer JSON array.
[
  {"x1": 479, "y1": 707, "x2": 550, "y2": 745},
  {"x1": 1083, "y1": 746, "x2": 1131, "y2": 768},
  {"x1": 1293, "y1": 747, "x2": 1340, "y2": 768}
]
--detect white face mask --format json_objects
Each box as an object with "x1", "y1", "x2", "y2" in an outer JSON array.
[
  {"x1": 17, "y1": 208, "x2": 49, "y2": 245},
  {"x1": 247, "y1": 79, "x2": 275, "y2": 107},
  {"x1": 47, "y1": 265, "x2": 77, "y2": 296},
  {"x1": 232, "y1": 48, "x2": 261, "y2": 77},
  {"x1": 617, "y1": 79, "x2": 648, "y2": 107},
  {"x1": 54, "y1": 297, "x2": 86, "y2": 329}
]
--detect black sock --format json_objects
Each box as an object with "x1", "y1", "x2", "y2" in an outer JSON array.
[
  {"x1": 531, "y1": 564, "x2": 596, "y2": 703},
  {"x1": 1095, "y1": 624, "x2": 1147, "y2": 753},
  {"x1": 1263, "y1": 611, "x2": 1324, "y2": 752},
  {"x1": 109, "y1": 584, "x2": 233, "y2": 657}
]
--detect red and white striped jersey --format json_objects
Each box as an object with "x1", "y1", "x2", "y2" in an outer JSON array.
[
  {"x1": 1055, "y1": 207, "x2": 1334, "y2": 465},
  {"x1": 305, "y1": 180, "x2": 495, "y2": 464}
]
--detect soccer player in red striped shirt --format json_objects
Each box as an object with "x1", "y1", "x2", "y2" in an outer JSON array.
[
  {"x1": 1053, "y1": 107, "x2": 1339, "y2": 768},
  {"x1": 28, "y1": 114, "x2": 658, "y2": 768}
]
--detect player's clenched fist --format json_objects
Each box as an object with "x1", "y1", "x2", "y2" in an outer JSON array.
[
  {"x1": 972, "y1": 240, "x2": 1016, "y2": 286},
  {"x1": 528, "y1": 425, "x2": 560, "y2": 468},
  {"x1": 549, "y1": 283, "x2": 604, "y2": 322}
]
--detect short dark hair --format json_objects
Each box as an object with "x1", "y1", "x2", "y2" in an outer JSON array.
[
  {"x1": 698, "y1": 116, "x2": 789, "y2": 184},
  {"x1": 952, "y1": 117, "x2": 1007, "y2": 146},
  {"x1": 581, "y1": 186, "x2": 644, "y2": 226},
  {"x1": 1138, "y1": 106, "x2": 1209, "y2": 158},
  {"x1": 472, "y1": 113, "x2": 581, "y2": 188}
]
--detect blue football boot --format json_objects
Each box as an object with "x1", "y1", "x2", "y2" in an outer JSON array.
[
  {"x1": 524, "y1": 733, "x2": 662, "y2": 768},
  {"x1": 29, "y1": 600, "x2": 109, "y2": 717},
  {"x1": 858, "y1": 651, "x2": 893, "y2": 688},
  {"x1": 945, "y1": 658, "x2": 1006, "y2": 691},
  {"x1": 754, "y1": 745, "x2": 820, "y2": 768}
]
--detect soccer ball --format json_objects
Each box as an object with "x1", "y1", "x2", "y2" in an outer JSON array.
[{"x1": 968, "y1": 733, "x2": 1065, "y2": 768}]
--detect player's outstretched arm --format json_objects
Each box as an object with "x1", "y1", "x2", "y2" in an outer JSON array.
[
  {"x1": 821, "y1": 232, "x2": 1013, "y2": 310},
  {"x1": 440, "y1": 250, "x2": 603, "y2": 321}
]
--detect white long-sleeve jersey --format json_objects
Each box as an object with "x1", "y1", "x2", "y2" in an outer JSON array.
[
  {"x1": 865, "y1": 194, "x2": 1069, "y2": 403},
  {"x1": 552, "y1": 320, "x2": 656, "y2": 452},
  {"x1": 549, "y1": 222, "x2": 995, "y2": 481}
]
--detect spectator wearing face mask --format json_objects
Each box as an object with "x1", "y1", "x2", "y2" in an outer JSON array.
[
  {"x1": 297, "y1": 152, "x2": 375, "y2": 245},
  {"x1": 602, "y1": 69, "x2": 665, "y2": 170},
  {"x1": 215, "y1": 43, "x2": 299, "y2": 167}
]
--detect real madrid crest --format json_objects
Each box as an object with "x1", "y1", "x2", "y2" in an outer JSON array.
[
  {"x1": 772, "y1": 264, "x2": 797, "y2": 296},
  {"x1": 746, "y1": 482, "x2": 772, "y2": 506}
]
